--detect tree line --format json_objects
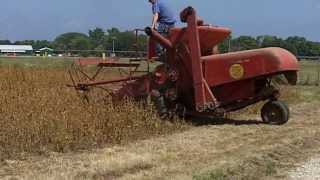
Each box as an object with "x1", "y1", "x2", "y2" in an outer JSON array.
[
  {"x1": 219, "y1": 35, "x2": 320, "y2": 56},
  {"x1": 0, "y1": 27, "x2": 148, "y2": 56},
  {"x1": 1, "y1": 27, "x2": 320, "y2": 57}
]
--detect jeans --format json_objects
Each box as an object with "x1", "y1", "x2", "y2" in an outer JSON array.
[
  {"x1": 156, "y1": 23, "x2": 175, "y2": 59},
  {"x1": 157, "y1": 23, "x2": 175, "y2": 36}
]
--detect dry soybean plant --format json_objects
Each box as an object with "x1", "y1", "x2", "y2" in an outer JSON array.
[{"x1": 0, "y1": 66, "x2": 187, "y2": 159}]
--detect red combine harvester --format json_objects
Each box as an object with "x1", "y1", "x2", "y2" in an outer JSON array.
[{"x1": 68, "y1": 7, "x2": 299, "y2": 125}]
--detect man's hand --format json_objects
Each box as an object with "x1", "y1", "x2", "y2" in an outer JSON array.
[{"x1": 151, "y1": 13, "x2": 159, "y2": 29}]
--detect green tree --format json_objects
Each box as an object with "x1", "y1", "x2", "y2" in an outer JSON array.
[
  {"x1": 281, "y1": 41, "x2": 298, "y2": 55},
  {"x1": 89, "y1": 27, "x2": 106, "y2": 49},
  {"x1": 70, "y1": 36, "x2": 91, "y2": 50},
  {"x1": 257, "y1": 35, "x2": 280, "y2": 47},
  {"x1": 14, "y1": 40, "x2": 35, "y2": 46},
  {"x1": 107, "y1": 27, "x2": 120, "y2": 36},
  {"x1": 71, "y1": 36, "x2": 92, "y2": 56},
  {"x1": 137, "y1": 34, "x2": 148, "y2": 51},
  {"x1": 54, "y1": 32, "x2": 91, "y2": 50},
  {"x1": 105, "y1": 28, "x2": 136, "y2": 51},
  {"x1": 218, "y1": 35, "x2": 232, "y2": 53},
  {"x1": 285, "y1": 36, "x2": 309, "y2": 56},
  {"x1": 33, "y1": 40, "x2": 53, "y2": 50},
  {"x1": 0, "y1": 40, "x2": 12, "y2": 45},
  {"x1": 306, "y1": 41, "x2": 320, "y2": 56},
  {"x1": 232, "y1": 36, "x2": 258, "y2": 51}
]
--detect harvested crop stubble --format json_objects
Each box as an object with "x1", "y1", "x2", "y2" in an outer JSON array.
[{"x1": 0, "y1": 67, "x2": 187, "y2": 159}]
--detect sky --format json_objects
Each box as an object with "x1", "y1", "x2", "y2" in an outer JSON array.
[{"x1": 0, "y1": 0, "x2": 319, "y2": 41}]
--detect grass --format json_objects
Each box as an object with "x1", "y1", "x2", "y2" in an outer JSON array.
[
  {"x1": 191, "y1": 85, "x2": 320, "y2": 180},
  {"x1": 298, "y1": 60, "x2": 320, "y2": 85},
  {"x1": 193, "y1": 169, "x2": 227, "y2": 180},
  {"x1": 0, "y1": 56, "x2": 75, "y2": 69},
  {"x1": 192, "y1": 133, "x2": 320, "y2": 180},
  {"x1": 296, "y1": 86, "x2": 320, "y2": 103}
]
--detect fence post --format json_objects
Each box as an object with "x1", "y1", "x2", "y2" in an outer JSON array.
[{"x1": 318, "y1": 58, "x2": 320, "y2": 86}]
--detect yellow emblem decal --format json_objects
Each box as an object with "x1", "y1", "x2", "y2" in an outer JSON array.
[{"x1": 229, "y1": 64, "x2": 245, "y2": 80}]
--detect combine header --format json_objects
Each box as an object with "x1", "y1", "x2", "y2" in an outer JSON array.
[{"x1": 68, "y1": 7, "x2": 299, "y2": 124}]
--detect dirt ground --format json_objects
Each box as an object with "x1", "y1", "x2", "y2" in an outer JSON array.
[
  {"x1": 288, "y1": 156, "x2": 320, "y2": 179},
  {"x1": 0, "y1": 97, "x2": 319, "y2": 180}
]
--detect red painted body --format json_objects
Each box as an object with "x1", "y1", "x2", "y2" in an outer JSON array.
[{"x1": 202, "y1": 48, "x2": 299, "y2": 86}]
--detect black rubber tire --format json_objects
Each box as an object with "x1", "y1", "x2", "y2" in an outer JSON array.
[
  {"x1": 261, "y1": 101, "x2": 290, "y2": 125},
  {"x1": 175, "y1": 103, "x2": 187, "y2": 119},
  {"x1": 152, "y1": 95, "x2": 169, "y2": 119}
]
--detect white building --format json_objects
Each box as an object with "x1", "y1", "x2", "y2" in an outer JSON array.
[{"x1": 0, "y1": 45, "x2": 33, "y2": 54}]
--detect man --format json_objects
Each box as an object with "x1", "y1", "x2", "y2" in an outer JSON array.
[
  {"x1": 148, "y1": 0, "x2": 176, "y2": 59},
  {"x1": 149, "y1": 0, "x2": 176, "y2": 36},
  {"x1": 148, "y1": 0, "x2": 176, "y2": 118}
]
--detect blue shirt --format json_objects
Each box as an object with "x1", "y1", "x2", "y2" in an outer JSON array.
[{"x1": 152, "y1": 0, "x2": 176, "y2": 25}]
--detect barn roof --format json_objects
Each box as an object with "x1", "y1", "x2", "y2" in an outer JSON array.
[
  {"x1": 0, "y1": 45, "x2": 33, "y2": 53},
  {"x1": 39, "y1": 47, "x2": 53, "y2": 51}
]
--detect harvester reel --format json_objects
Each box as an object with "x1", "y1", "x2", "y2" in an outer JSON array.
[
  {"x1": 67, "y1": 63, "x2": 89, "y2": 102},
  {"x1": 68, "y1": 62, "x2": 113, "y2": 103}
]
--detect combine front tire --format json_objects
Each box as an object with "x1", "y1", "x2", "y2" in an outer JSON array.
[{"x1": 261, "y1": 101, "x2": 289, "y2": 125}]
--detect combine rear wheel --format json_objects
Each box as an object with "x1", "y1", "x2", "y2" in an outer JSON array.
[{"x1": 261, "y1": 100, "x2": 289, "y2": 125}]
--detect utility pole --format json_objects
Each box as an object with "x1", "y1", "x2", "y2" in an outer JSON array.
[
  {"x1": 112, "y1": 38, "x2": 115, "y2": 53},
  {"x1": 111, "y1": 36, "x2": 116, "y2": 57}
]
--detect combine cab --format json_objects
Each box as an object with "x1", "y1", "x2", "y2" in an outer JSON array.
[{"x1": 68, "y1": 7, "x2": 299, "y2": 125}]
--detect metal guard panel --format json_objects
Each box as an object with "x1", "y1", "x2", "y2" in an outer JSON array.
[
  {"x1": 169, "y1": 26, "x2": 231, "y2": 49},
  {"x1": 202, "y1": 47, "x2": 299, "y2": 86},
  {"x1": 198, "y1": 26, "x2": 231, "y2": 50}
]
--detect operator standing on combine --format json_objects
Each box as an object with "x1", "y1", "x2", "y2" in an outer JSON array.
[
  {"x1": 148, "y1": 0, "x2": 177, "y2": 118},
  {"x1": 149, "y1": 0, "x2": 176, "y2": 35},
  {"x1": 148, "y1": 0, "x2": 176, "y2": 58}
]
